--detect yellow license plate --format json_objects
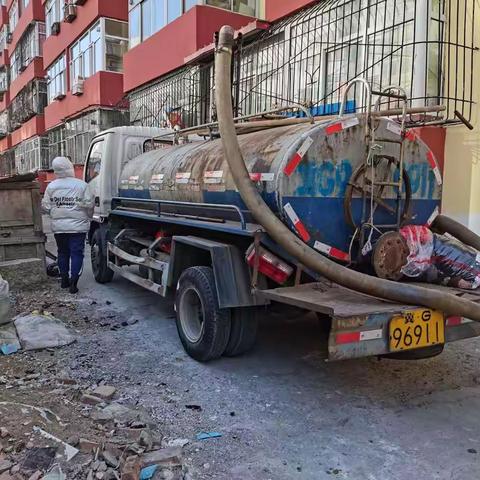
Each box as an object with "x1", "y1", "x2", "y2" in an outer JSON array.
[{"x1": 389, "y1": 309, "x2": 445, "y2": 352}]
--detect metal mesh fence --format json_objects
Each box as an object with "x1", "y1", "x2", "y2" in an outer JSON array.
[{"x1": 129, "y1": 0, "x2": 476, "y2": 129}]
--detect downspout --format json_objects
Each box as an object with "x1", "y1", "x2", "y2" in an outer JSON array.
[{"x1": 214, "y1": 25, "x2": 480, "y2": 322}]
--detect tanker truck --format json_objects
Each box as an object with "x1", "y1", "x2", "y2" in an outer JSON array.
[
  {"x1": 84, "y1": 105, "x2": 480, "y2": 362},
  {"x1": 83, "y1": 25, "x2": 480, "y2": 363}
]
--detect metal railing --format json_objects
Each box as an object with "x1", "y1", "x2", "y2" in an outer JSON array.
[{"x1": 128, "y1": 0, "x2": 477, "y2": 129}]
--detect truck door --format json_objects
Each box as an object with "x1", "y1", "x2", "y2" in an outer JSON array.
[{"x1": 85, "y1": 138, "x2": 105, "y2": 215}]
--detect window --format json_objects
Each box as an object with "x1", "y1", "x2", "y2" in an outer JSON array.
[
  {"x1": 45, "y1": 0, "x2": 61, "y2": 37},
  {"x1": 9, "y1": 1, "x2": 19, "y2": 33},
  {"x1": 70, "y1": 21, "x2": 103, "y2": 83},
  {"x1": 0, "y1": 69, "x2": 7, "y2": 92},
  {"x1": 10, "y1": 23, "x2": 45, "y2": 82},
  {"x1": 0, "y1": 26, "x2": 7, "y2": 52},
  {"x1": 22, "y1": 0, "x2": 30, "y2": 11},
  {"x1": 85, "y1": 140, "x2": 104, "y2": 183},
  {"x1": 69, "y1": 19, "x2": 128, "y2": 84},
  {"x1": 47, "y1": 54, "x2": 66, "y2": 102}
]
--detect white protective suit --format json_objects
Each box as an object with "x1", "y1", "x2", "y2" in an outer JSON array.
[{"x1": 42, "y1": 157, "x2": 95, "y2": 234}]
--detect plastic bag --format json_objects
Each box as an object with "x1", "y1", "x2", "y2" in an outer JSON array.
[
  {"x1": 399, "y1": 225, "x2": 480, "y2": 289},
  {"x1": 0, "y1": 274, "x2": 10, "y2": 325},
  {"x1": 399, "y1": 225, "x2": 434, "y2": 277}
]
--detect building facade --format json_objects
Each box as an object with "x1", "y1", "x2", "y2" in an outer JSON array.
[{"x1": 0, "y1": 0, "x2": 129, "y2": 176}]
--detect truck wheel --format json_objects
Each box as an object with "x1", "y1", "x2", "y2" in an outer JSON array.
[
  {"x1": 91, "y1": 228, "x2": 114, "y2": 284},
  {"x1": 175, "y1": 266, "x2": 231, "y2": 362},
  {"x1": 224, "y1": 307, "x2": 259, "y2": 357}
]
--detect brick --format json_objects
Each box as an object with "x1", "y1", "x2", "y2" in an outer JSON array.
[
  {"x1": 78, "y1": 439, "x2": 100, "y2": 454},
  {"x1": 141, "y1": 447, "x2": 182, "y2": 468},
  {"x1": 121, "y1": 456, "x2": 141, "y2": 480},
  {"x1": 92, "y1": 386, "x2": 116, "y2": 401},
  {"x1": 81, "y1": 394, "x2": 105, "y2": 406}
]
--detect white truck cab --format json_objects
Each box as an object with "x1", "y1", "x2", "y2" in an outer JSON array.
[{"x1": 83, "y1": 126, "x2": 172, "y2": 218}]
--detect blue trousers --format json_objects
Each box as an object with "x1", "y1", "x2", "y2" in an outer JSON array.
[{"x1": 54, "y1": 233, "x2": 86, "y2": 278}]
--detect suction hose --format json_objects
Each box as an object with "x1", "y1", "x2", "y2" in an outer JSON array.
[
  {"x1": 432, "y1": 215, "x2": 480, "y2": 252},
  {"x1": 214, "y1": 25, "x2": 480, "y2": 322}
]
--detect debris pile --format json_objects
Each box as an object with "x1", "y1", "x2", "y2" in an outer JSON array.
[{"x1": 0, "y1": 377, "x2": 187, "y2": 479}]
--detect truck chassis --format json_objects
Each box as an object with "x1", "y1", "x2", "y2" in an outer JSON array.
[{"x1": 91, "y1": 196, "x2": 480, "y2": 362}]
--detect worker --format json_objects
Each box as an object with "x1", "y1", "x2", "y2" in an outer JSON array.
[{"x1": 42, "y1": 157, "x2": 94, "y2": 294}]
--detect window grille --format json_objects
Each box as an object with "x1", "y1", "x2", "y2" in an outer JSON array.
[
  {"x1": 9, "y1": 79, "x2": 47, "y2": 130},
  {"x1": 129, "y1": 64, "x2": 213, "y2": 128},
  {"x1": 233, "y1": 0, "x2": 477, "y2": 125}
]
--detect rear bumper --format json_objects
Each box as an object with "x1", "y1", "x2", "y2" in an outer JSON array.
[{"x1": 328, "y1": 314, "x2": 480, "y2": 361}]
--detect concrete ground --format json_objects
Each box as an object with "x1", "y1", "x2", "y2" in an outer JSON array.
[{"x1": 44, "y1": 230, "x2": 480, "y2": 480}]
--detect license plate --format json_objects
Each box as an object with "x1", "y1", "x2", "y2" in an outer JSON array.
[{"x1": 389, "y1": 309, "x2": 445, "y2": 352}]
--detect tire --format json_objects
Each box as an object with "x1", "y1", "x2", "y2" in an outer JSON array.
[
  {"x1": 224, "y1": 307, "x2": 259, "y2": 357},
  {"x1": 175, "y1": 266, "x2": 231, "y2": 362},
  {"x1": 91, "y1": 228, "x2": 114, "y2": 284}
]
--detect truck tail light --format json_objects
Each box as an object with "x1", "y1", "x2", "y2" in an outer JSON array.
[
  {"x1": 155, "y1": 231, "x2": 172, "y2": 253},
  {"x1": 246, "y1": 245, "x2": 293, "y2": 284}
]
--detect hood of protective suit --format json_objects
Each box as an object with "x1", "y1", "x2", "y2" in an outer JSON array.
[{"x1": 52, "y1": 157, "x2": 75, "y2": 179}]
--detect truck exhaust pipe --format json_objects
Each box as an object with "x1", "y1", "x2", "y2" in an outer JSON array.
[{"x1": 214, "y1": 25, "x2": 480, "y2": 322}]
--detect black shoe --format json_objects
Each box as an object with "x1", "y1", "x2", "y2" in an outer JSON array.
[
  {"x1": 61, "y1": 275, "x2": 70, "y2": 289},
  {"x1": 69, "y1": 275, "x2": 79, "y2": 294}
]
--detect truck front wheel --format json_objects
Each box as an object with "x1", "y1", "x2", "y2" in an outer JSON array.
[
  {"x1": 91, "y1": 228, "x2": 114, "y2": 284},
  {"x1": 175, "y1": 266, "x2": 231, "y2": 362}
]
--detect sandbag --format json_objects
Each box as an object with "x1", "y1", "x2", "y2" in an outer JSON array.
[{"x1": 0, "y1": 274, "x2": 10, "y2": 325}]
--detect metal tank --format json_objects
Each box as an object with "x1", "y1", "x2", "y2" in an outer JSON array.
[{"x1": 118, "y1": 115, "x2": 441, "y2": 257}]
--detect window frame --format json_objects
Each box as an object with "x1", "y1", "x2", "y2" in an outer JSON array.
[
  {"x1": 85, "y1": 139, "x2": 105, "y2": 183},
  {"x1": 45, "y1": 0, "x2": 61, "y2": 38},
  {"x1": 46, "y1": 53, "x2": 66, "y2": 102},
  {"x1": 69, "y1": 18, "x2": 128, "y2": 85}
]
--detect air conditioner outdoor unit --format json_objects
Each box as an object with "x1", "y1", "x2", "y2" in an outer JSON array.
[
  {"x1": 19, "y1": 63, "x2": 27, "y2": 73},
  {"x1": 72, "y1": 77, "x2": 84, "y2": 96},
  {"x1": 6, "y1": 33, "x2": 12, "y2": 44},
  {"x1": 74, "y1": 0, "x2": 87, "y2": 5},
  {"x1": 51, "y1": 22, "x2": 61, "y2": 35},
  {"x1": 54, "y1": 92, "x2": 66, "y2": 101},
  {"x1": 64, "y1": 4, "x2": 77, "y2": 23}
]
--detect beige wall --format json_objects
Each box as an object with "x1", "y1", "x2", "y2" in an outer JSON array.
[{"x1": 442, "y1": 0, "x2": 480, "y2": 232}]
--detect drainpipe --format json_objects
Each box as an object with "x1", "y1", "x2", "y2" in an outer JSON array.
[{"x1": 214, "y1": 25, "x2": 480, "y2": 322}]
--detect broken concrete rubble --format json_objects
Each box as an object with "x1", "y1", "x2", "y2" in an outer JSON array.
[
  {"x1": 91, "y1": 386, "x2": 116, "y2": 401},
  {"x1": 14, "y1": 314, "x2": 75, "y2": 351}
]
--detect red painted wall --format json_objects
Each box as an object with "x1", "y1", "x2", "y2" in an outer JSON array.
[
  {"x1": 42, "y1": 0, "x2": 128, "y2": 69},
  {"x1": 7, "y1": 0, "x2": 45, "y2": 55},
  {"x1": 123, "y1": 5, "x2": 254, "y2": 93},
  {"x1": 44, "y1": 71, "x2": 124, "y2": 130},
  {"x1": 0, "y1": 135, "x2": 11, "y2": 152},
  {"x1": 265, "y1": 0, "x2": 317, "y2": 21},
  {"x1": 9, "y1": 57, "x2": 45, "y2": 101},
  {"x1": 0, "y1": 5, "x2": 8, "y2": 26},
  {"x1": 10, "y1": 114, "x2": 45, "y2": 146},
  {"x1": 414, "y1": 126, "x2": 446, "y2": 173}
]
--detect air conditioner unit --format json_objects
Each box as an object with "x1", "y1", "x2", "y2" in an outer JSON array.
[
  {"x1": 64, "y1": 4, "x2": 77, "y2": 23},
  {"x1": 19, "y1": 63, "x2": 27, "y2": 73},
  {"x1": 6, "y1": 33, "x2": 12, "y2": 44},
  {"x1": 74, "y1": 0, "x2": 87, "y2": 5},
  {"x1": 72, "y1": 77, "x2": 84, "y2": 96},
  {"x1": 53, "y1": 92, "x2": 66, "y2": 101},
  {"x1": 51, "y1": 22, "x2": 61, "y2": 36}
]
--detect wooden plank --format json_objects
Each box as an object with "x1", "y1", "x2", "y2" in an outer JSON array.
[{"x1": 255, "y1": 282, "x2": 410, "y2": 317}]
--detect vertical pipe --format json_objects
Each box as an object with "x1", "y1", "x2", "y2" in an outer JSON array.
[{"x1": 412, "y1": 0, "x2": 429, "y2": 107}]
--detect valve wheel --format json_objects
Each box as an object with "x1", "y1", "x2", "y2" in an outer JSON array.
[{"x1": 344, "y1": 157, "x2": 412, "y2": 230}]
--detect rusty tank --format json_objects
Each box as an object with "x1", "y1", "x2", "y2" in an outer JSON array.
[{"x1": 118, "y1": 115, "x2": 441, "y2": 257}]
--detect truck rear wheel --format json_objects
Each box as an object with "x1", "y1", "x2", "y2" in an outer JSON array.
[
  {"x1": 224, "y1": 307, "x2": 259, "y2": 357},
  {"x1": 91, "y1": 228, "x2": 114, "y2": 284},
  {"x1": 175, "y1": 266, "x2": 231, "y2": 362}
]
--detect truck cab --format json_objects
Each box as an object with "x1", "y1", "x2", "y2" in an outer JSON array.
[{"x1": 84, "y1": 126, "x2": 171, "y2": 219}]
